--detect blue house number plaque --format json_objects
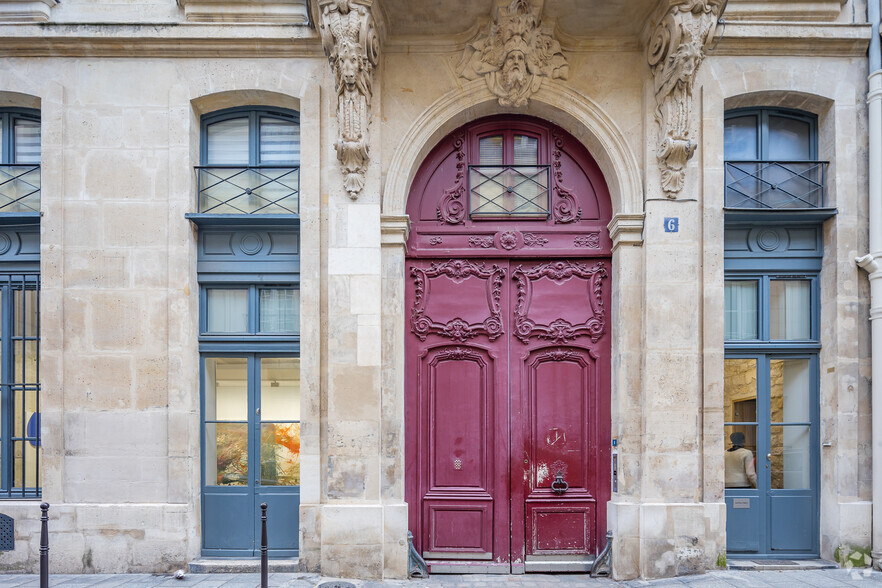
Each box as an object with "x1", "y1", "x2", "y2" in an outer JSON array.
[{"x1": 664, "y1": 217, "x2": 679, "y2": 233}]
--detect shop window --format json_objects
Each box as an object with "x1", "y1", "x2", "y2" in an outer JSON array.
[
  {"x1": 198, "y1": 107, "x2": 300, "y2": 215},
  {"x1": 724, "y1": 108, "x2": 825, "y2": 209}
]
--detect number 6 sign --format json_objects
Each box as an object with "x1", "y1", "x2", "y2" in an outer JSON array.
[{"x1": 664, "y1": 217, "x2": 679, "y2": 233}]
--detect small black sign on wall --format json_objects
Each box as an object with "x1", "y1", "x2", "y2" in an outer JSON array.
[{"x1": 0, "y1": 513, "x2": 14, "y2": 550}]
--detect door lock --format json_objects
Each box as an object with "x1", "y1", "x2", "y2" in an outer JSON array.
[
  {"x1": 766, "y1": 453, "x2": 772, "y2": 461},
  {"x1": 256, "y1": 408, "x2": 260, "y2": 415}
]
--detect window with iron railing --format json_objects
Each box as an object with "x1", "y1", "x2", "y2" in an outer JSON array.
[
  {"x1": 469, "y1": 132, "x2": 550, "y2": 219},
  {"x1": 724, "y1": 108, "x2": 827, "y2": 210},
  {"x1": 198, "y1": 108, "x2": 299, "y2": 215},
  {"x1": 0, "y1": 110, "x2": 40, "y2": 214}
]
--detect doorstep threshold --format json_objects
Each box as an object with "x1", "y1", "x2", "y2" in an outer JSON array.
[
  {"x1": 188, "y1": 557, "x2": 299, "y2": 573},
  {"x1": 727, "y1": 559, "x2": 836, "y2": 571}
]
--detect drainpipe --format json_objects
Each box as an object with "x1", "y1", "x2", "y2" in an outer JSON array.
[{"x1": 858, "y1": 0, "x2": 882, "y2": 571}]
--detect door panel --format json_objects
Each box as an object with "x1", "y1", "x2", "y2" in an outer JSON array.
[
  {"x1": 406, "y1": 257, "x2": 609, "y2": 570},
  {"x1": 202, "y1": 355, "x2": 300, "y2": 556},
  {"x1": 724, "y1": 355, "x2": 818, "y2": 557}
]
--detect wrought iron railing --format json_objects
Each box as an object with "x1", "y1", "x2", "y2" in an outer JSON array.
[
  {"x1": 725, "y1": 161, "x2": 828, "y2": 209},
  {"x1": 469, "y1": 165, "x2": 550, "y2": 218},
  {"x1": 197, "y1": 166, "x2": 299, "y2": 215},
  {"x1": 0, "y1": 165, "x2": 40, "y2": 214}
]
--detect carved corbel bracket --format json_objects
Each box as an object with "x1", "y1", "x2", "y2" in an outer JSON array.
[
  {"x1": 646, "y1": 0, "x2": 726, "y2": 196},
  {"x1": 318, "y1": 0, "x2": 379, "y2": 198}
]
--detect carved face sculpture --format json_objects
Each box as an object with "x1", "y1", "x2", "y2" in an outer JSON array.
[
  {"x1": 674, "y1": 42, "x2": 702, "y2": 85},
  {"x1": 502, "y1": 50, "x2": 527, "y2": 90},
  {"x1": 338, "y1": 42, "x2": 361, "y2": 90}
]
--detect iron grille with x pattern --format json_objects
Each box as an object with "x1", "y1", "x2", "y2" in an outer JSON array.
[
  {"x1": 0, "y1": 166, "x2": 40, "y2": 214},
  {"x1": 725, "y1": 161, "x2": 828, "y2": 209},
  {"x1": 197, "y1": 166, "x2": 299, "y2": 215},
  {"x1": 469, "y1": 165, "x2": 550, "y2": 218}
]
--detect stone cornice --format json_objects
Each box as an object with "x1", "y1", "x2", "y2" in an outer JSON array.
[
  {"x1": 380, "y1": 214, "x2": 410, "y2": 248},
  {"x1": 608, "y1": 214, "x2": 645, "y2": 249},
  {"x1": 0, "y1": 23, "x2": 322, "y2": 57},
  {"x1": 708, "y1": 22, "x2": 871, "y2": 57}
]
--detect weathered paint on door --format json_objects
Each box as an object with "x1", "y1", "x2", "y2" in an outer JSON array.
[{"x1": 405, "y1": 116, "x2": 612, "y2": 572}]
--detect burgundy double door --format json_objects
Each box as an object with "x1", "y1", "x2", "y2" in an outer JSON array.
[{"x1": 405, "y1": 256, "x2": 610, "y2": 573}]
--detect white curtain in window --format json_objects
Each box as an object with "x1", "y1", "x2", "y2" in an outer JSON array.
[
  {"x1": 770, "y1": 280, "x2": 810, "y2": 340},
  {"x1": 725, "y1": 281, "x2": 758, "y2": 340},
  {"x1": 207, "y1": 289, "x2": 248, "y2": 333},
  {"x1": 14, "y1": 119, "x2": 40, "y2": 164},
  {"x1": 206, "y1": 118, "x2": 249, "y2": 165},
  {"x1": 479, "y1": 136, "x2": 503, "y2": 165},
  {"x1": 260, "y1": 118, "x2": 299, "y2": 165},
  {"x1": 260, "y1": 289, "x2": 299, "y2": 333}
]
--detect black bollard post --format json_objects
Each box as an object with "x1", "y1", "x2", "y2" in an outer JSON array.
[
  {"x1": 260, "y1": 503, "x2": 268, "y2": 588},
  {"x1": 39, "y1": 503, "x2": 49, "y2": 588}
]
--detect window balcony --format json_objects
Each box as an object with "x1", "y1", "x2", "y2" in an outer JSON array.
[
  {"x1": 469, "y1": 165, "x2": 550, "y2": 219},
  {"x1": 725, "y1": 161, "x2": 828, "y2": 210},
  {"x1": 197, "y1": 166, "x2": 299, "y2": 215},
  {"x1": 0, "y1": 165, "x2": 40, "y2": 214}
]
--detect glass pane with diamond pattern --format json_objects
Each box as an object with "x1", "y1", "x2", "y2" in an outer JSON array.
[
  {"x1": 198, "y1": 167, "x2": 299, "y2": 214},
  {"x1": 469, "y1": 165, "x2": 549, "y2": 218}
]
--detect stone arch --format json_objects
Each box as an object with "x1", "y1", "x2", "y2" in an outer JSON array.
[
  {"x1": 0, "y1": 91, "x2": 40, "y2": 110},
  {"x1": 383, "y1": 79, "x2": 643, "y2": 219},
  {"x1": 190, "y1": 89, "x2": 301, "y2": 117}
]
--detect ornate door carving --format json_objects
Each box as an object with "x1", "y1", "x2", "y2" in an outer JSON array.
[{"x1": 405, "y1": 115, "x2": 612, "y2": 573}]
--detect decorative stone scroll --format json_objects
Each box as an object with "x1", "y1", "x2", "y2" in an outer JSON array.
[
  {"x1": 318, "y1": 0, "x2": 379, "y2": 198},
  {"x1": 647, "y1": 0, "x2": 727, "y2": 196},
  {"x1": 457, "y1": 0, "x2": 568, "y2": 108},
  {"x1": 437, "y1": 132, "x2": 467, "y2": 225}
]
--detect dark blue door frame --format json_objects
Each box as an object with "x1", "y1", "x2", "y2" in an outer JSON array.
[
  {"x1": 724, "y1": 352, "x2": 820, "y2": 558},
  {"x1": 200, "y1": 353, "x2": 300, "y2": 557}
]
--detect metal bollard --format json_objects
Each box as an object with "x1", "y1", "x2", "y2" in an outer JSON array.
[
  {"x1": 39, "y1": 503, "x2": 49, "y2": 588},
  {"x1": 260, "y1": 503, "x2": 268, "y2": 588}
]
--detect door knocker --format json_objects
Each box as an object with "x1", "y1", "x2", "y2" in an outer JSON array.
[{"x1": 551, "y1": 471, "x2": 569, "y2": 494}]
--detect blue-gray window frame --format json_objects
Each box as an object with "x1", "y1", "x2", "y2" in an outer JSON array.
[
  {"x1": 200, "y1": 106, "x2": 300, "y2": 167},
  {"x1": 723, "y1": 222, "x2": 822, "y2": 557},
  {"x1": 725, "y1": 107, "x2": 818, "y2": 161},
  {"x1": 0, "y1": 109, "x2": 39, "y2": 165}
]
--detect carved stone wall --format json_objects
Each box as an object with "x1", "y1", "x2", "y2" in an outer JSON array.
[
  {"x1": 456, "y1": 0, "x2": 567, "y2": 107},
  {"x1": 646, "y1": 0, "x2": 727, "y2": 196},
  {"x1": 318, "y1": 0, "x2": 379, "y2": 197}
]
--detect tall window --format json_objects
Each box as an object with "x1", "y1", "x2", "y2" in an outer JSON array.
[
  {"x1": 0, "y1": 110, "x2": 41, "y2": 498},
  {"x1": 198, "y1": 107, "x2": 300, "y2": 215},
  {"x1": 194, "y1": 106, "x2": 301, "y2": 556},
  {"x1": 0, "y1": 109, "x2": 40, "y2": 214},
  {"x1": 724, "y1": 108, "x2": 824, "y2": 209}
]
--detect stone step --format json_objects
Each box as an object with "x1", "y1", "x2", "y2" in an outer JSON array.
[
  {"x1": 187, "y1": 557, "x2": 299, "y2": 573},
  {"x1": 728, "y1": 559, "x2": 838, "y2": 571}
]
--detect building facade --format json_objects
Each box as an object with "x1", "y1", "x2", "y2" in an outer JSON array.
[{"x1": 0, "y1": 0, "x2": 873, "y2": 581}]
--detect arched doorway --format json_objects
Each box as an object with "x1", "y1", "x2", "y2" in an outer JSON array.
[{"x1": 404, "y1": 115, "x2": 612, "y2": 573}]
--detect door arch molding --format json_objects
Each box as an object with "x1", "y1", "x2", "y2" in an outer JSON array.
[{"x1": 383, "y1": 79, "x2": 643, "y2": 220}]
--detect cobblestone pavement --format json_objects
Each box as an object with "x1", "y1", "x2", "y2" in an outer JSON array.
[{"x1": 1, "y1": 569, "x2": 882, "y2": 588}]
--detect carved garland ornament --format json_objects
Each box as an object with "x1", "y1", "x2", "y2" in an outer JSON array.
[
  {"x1": 647, "y1": 0, "x2": 726, "y2": 196},
  {"x1": 437, "y1": 131, "x2": 467, "y2": 225},
  {"x1": 512, "y1": 261, "x2": 607, "y2": 344},
  {"x1": 457, "y1": 0, "x2": 568, "y2": 108},
  {"x1": 410, "y1": 260, "x2": 506, "y2": 342},
  {"x1": 551, "y1": 131, "x2": 582, "y2": 223},
  {"x1": 318, "y1": 0, "x2": 379, "y2": 198}
]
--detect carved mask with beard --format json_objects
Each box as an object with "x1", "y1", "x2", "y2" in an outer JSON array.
[{"x1": 501, "y1": 50, "x2": 528, "y2": 92}]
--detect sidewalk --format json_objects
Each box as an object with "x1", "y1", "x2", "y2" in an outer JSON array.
[{"x1": 0, "y1": 569, "x2": 882, "y2": 588}]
